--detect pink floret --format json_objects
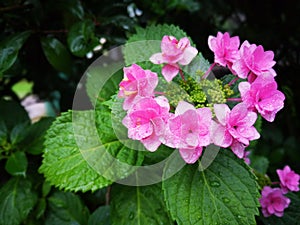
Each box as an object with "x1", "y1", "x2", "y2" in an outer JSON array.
[
  {"x1": 150, "y1": 35, "x2": 198, "y2": 82},
  {"x1": 259, "y1": 186, "x2": 290, "y2": 217},
  {"x1": 238, "y1": 72, "x2": 285, "y2": 122},
  {"x1": 277, "y1": 165, "x2": 300, "y2": 194}
]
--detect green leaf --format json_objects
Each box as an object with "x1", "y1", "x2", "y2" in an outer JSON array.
[
  {"x1": 39, "y1": 111, "x2": 112, "y2": 192},
  {"x1": 34, "y1": 198, "x2": 47, "y2": 219},
  {"x1": 260, "y1": 192, "x2": 300, "y2": 225},
  {"x1": 0, "y1": 177, "x2": 38, "y2": 225},
  {"x1": 111, "y1": 183, "x2": 173, "y2": 225},
  {"x1": 41, "y1": 37, "x2": 72, "y2": 74},
  {"x1": 39, "y1": 107, "x2": 144, "y2": 192},
  {"x1": 88, "y1": 206, "x2": 110, "y2": 225},
  {"x1": 124, "y1": 24, "x2": 191, "y2": 65},
  {"x1": 45, "y1": 191, "x2": 90, "y2": 225},
  {"x1": 67, "y1": 19, "x2": 98, "y2": 57},
  {"x1": 58, "y1": 0, "x2": 84, "y2": 20},
  {"x1": 17, "y1": 117, "x2": 54, "y2": 155},
  {"x1": 163, "y1": 150, "x2": 260, "y2": 225},
  {"x1": 0, "y1": 31, "x2": 31, "y2": 76},
  {"x1": 5, "y1": 151, "x2": 28, "y2": 176}
]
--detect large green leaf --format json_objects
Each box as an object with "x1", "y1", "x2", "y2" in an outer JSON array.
[
  {"x1": 260, "y1": 192, "x2": 300, "y2": 225},
  {"x1": 45, "y1": 191, "x2": 90, "y2": 225},
  {"x1": 163, "y1": 150, "x2": 260, "y2": 225},
  {"x1": 0, "y1": 177, "x2": 38, "y2": 225},
  {"x1": 110, "y1": 183, "x2": 173, "y2": 225},
  {"x1": 123, "y1": 24, "x2": 191, "y2": 66},
  {"x1": 67, "y1": 19, "x2": 98, "y2": 57},
  {"x1": 41, "y1": 37, "x2": 72, "y2": 74},
  {"x1": 0, "y1": 31, "x2": 31, "y2": 76},
  {"x1": 39, "y1": 106, "x2": 144, "y2": 192},
  {"x1": 39, "y1": 111, "x2": 112, "y2": 192}
]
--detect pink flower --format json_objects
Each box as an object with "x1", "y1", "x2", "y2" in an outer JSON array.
[
  {"x1": 162, "y1": 101, "x2": 212, "y2": 164},
  {"x1": 277, "y1": 165, "x2": 300, "y2": 194},
  {"x1": 239, "y1": 72, "x2": 285, "y2": 122},
  {"x1": 118, "y1": 64, "x2": 158, "y2": 110},
  {"x1": 208, "y1": 32, "x2": 240, "y2": 69},
  {"x1": 122, "y1": 96, "x2": 170, "y2": 152},
  {"x1": 232, "y1": 41, "x2": 276, "y2": 80},
  {"x1": 211, "y1": 103, "x2": 260, "y2": 158},
  {"x1": 259, "y1": 186, "x2": 290, "y2": 217},
  {"x1": 150, "y1": 35, "x2": 198, "y2": 82}
]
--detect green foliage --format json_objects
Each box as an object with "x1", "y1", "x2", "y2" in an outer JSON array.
[
  {"x1": 67, "y1": 19, "x2": 98, "y2": 57},
  {"x1": 0, "y1": 31, "x2": 31, "y2": 76},
  {"x1": 0, "y1": 177, "x2": 38, "y2": 225},
  {"x1": 163, "y1": 150, "x2": 260, "y2": 225},
  {"x1": 41, "y1": 37, "x2": 72, "y2": 75},
  {"x1": 45, "y1": 191, "x2": 90, "y2": 225},
  {"x1": 111, "y1": 183, "x2": 173, "y2": 225}
]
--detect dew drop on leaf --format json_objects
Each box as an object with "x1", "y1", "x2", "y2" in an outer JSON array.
[
  {"x1": 129, "y1": 212, "x2": 134, "y2": 220},
  {"x1": 222, "y1": 197, "x2": 230, "y2": 203},
  {"x1": 210, "y1": 181, "x2": 220, "y2": 187}
]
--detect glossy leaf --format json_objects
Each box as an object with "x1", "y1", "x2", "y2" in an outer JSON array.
[
  {"x1": 5, "y1": 151, "x2": 28, "y2": 176},
  {"x1": 0, "y1": 31, "x2": 31, "y2": 76},
  {"x1": 163, "y1": 150, "x2": 260, "y2": 225},
  {"x1": 67, "y1": 19, "x2": 98, "y2": 57},
  {"x1": 45, "y1": 191, "x2": 90, "y2": 225},
  {"x1": 110, "y1": 183, "x2": 173, "y2": 225},
  {"x1": 41, "y1": 37, "x2": 72, "y2": 75},
  {"x1": 0, "y1": 177, "x2": 37, "y2": 225}
]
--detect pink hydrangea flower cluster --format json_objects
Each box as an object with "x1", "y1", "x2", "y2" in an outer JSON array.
[
  {"x1": 208, "y1": 32, "x2": 285, "y2": 123},
  {"x1": 259, "y1": 165, "x2": 299, "y2": 217},
  {"x1": 118, "y1": 33, "x2": 285, "y2": 165}
]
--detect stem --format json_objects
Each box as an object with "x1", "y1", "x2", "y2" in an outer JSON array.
[
  {"x1": 228, "y1": 77, "x2": 239, "y2": 86},
  {"x1": 202, "y1": 62, "x2": 216, "y2": 79},
  {"x1": 227, "y1": 98, "x2": 242, "y2": 102},
  {"x1": 179, "y1": 69, "x2": 185, "y2": 81},
  {"x1": 105, "y1": 186, "x2": 111, "y2": 205}
]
